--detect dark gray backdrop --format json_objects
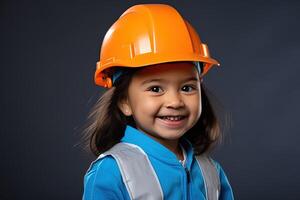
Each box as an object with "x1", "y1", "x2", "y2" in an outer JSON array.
[{"x1": 1, "y1": 0, "x2": 299, "y2": 199}]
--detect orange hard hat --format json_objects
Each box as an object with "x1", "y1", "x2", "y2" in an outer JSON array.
[{"x1": 94, "y1": 4, "x2": 220, "y2": 88}]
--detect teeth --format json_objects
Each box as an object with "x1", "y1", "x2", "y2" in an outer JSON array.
[{"x1": 161, "y1": 116, "x2": 183, "y2": 121}]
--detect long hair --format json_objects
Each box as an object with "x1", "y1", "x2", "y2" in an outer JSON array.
[{"x1": 82, "y1": 67, "x2": 227, "y2": 156}]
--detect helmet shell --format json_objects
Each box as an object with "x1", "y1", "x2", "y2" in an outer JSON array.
[{"x1": 95, "y1": 4, "x2": 220, "y2": 88}]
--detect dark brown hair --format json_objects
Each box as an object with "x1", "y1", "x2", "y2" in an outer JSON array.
[{"x1": 82, "y1": 66, "x2": 227, "y2": 156}]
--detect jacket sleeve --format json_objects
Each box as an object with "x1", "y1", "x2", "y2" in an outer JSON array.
[
  {"x1": 212, "y1": 160, "x2": 235, "y2": 200},
  {"x1": 82, "y1": 156, "x2": 130, "y2": 200}
]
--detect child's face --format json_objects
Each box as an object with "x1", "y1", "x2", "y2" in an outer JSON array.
[{"x1": 119, "y1": 62, "x2": 202, "y2": 147}]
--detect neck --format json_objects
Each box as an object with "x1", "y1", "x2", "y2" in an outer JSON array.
[
  {"x1": 135, "y1": 127, "x2": 184, "y2": 161},
  {"x1": 147, "y1": 135, "x2": 184, "y2": 161},
  {"x1": 163, "y1": 140, "x2": 183, "y2": 160}
]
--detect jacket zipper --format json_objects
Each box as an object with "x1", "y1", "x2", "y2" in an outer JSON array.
[
  {"x1": 184, "y1": 167, "x2": 190, "y2": 200},
  {"x1": 185, "y1": 167, "x2": 190, "y2": 183}
]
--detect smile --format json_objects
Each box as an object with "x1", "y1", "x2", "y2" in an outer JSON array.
[
  {"x1": 158, "y1": 116, "x2": 185, "y2": 121},
  {"x1": 157, "y1": 115, "x2": 187, "y2": 128}
]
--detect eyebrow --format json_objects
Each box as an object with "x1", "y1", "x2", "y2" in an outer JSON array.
[{"x1": 141, "y1": 77, "x2": 198, "y2": 85}]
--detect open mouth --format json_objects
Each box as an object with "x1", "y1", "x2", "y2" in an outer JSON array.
[
  {"x1": 157, "y1": 115, "x2": 186, "y2": 121},
  {"x1": 157, "y1": 115, "x2": 187, "y2": 128}
]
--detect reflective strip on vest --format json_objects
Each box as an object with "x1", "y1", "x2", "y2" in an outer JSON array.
[
  {"x1": 195, "y1": 155, "x2": 221, "y2": 200},
  {"x1": 99, "y1": 142, "x2": 163, "y2": 200},
  {"x1": 97, "y1": 142, "x2": 220, "y2": 200}
]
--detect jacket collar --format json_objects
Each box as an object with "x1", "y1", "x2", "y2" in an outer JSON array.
[{"x1": 121, "y1": 125, "x2": 194, "y2": 169}]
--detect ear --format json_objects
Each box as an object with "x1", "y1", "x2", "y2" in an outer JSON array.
[{"x1": 117, "y1": 97, "x2": 133, "y2": 116}]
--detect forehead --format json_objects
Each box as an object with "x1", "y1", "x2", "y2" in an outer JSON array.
[{"x1": 133, "y1": 62, "x2": 198, "y2": 82}]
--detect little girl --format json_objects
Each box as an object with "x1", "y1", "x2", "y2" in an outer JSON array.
[{"x1": 82, "y1": 4, "x2": 234, "y2": 200}]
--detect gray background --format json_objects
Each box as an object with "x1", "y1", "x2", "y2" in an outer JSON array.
[{"x1": 1, "y1": 0, "x2": 299, "y2": 199}]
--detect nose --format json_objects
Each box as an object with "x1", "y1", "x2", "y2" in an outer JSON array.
[{"x1": 165, "y1": 90, "x2": 185, "y2": 109}]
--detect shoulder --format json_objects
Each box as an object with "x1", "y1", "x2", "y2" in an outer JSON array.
[
  {"x1": 209, "y1": 158, "x2": 231, "y2": 179},
  {"x1": 210, "y1": 158, "x2": 235, "y2": 200},
  {"x1": 83, "y1": 156, "x2": 128, "y2": 200},
  {"x1": 195, "y1": 154, "x2": 223, "y2": 174},
  {"x1": 209, "y1": 158, "x2": 229, "y2": 180},
  {"x1": 210, "y1": 158, "x2": 222, "y2": 174},
  {"x1": 85, "y1": 156, "x2": 121, "y2": 181}
]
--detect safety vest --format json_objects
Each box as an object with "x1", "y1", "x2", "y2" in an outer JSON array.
[{"x1": 94, "y1": 142, "x2": 220, "y2": 200}]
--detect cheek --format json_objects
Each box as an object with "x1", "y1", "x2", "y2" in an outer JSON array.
[
  {"x1": 188, "y1": 95, "x2": 202, "y2": 117},
  {"x1": 131, "y1": 95, "x2": 161, "y2": 116},
  {"x1": 142, "y1": 98, "x2": 161, "y2": 115}
]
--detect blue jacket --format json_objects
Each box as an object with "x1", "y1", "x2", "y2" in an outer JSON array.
[{"x1": 83, "y1": 125, "x2": 234, "y2": 199}]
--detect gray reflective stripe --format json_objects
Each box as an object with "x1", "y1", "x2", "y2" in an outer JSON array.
[
  {"x1": 94, "y1": 142, "x2": 219, "y2": 200},
  {"x1": 195, "y1": 155, "x2": 221, "y2": 200},
  {"x1": 99, "y1": 142, "x2": 163, "y2": 200}
]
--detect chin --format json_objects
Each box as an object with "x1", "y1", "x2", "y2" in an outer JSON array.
[{"x1": 156, "y1": 129, "x2": 186, "y2": 140}]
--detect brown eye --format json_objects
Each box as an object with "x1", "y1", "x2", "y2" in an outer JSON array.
[
  {"x1": 182, "y1": 85, "x2": 195, "y2": 92},
  {"x1": 149, "y1": 86, "x2": 163, "y2": 93}
]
